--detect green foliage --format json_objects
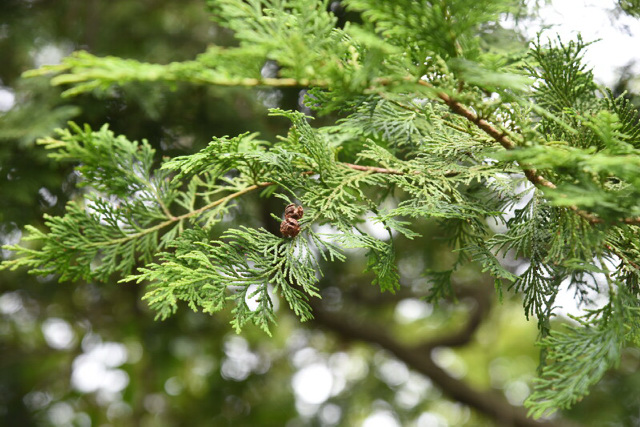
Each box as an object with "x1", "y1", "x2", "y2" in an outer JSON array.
[
  {"x1": 527, "y1": 36, "x2": 598, "y2": 115},
  {"x1": 526, "y1": 288, "x2": 640, "y2": 417},
  {"x1": 498, "y1": 111, "x2": 640, "y2": 220},
  {"x1": 208, "y1": 0, "x2": 342, "y2": 81},
  {"x1": 1, "y1": 124, "x2": 178, "y2": 281},
  {"x1": 41, "y1": 123, "x2": 170, "y2": 198},
  {"x1": 129, "y1": 226, "x2": 332, "y2": 335},
  {"x1": 619, "y1": 0, "x2": 640, "y2": 18},
  {"x1": 344, "y1": 0, "x2": 517, "y2": 61},
  {"x1": 3, "y1": 0, "x2": 640, "y2": 420},
  {"x1": 527, "y1": 317, "x2": 622, "y2": 417},
  {"x1": 424, "y1": 269, "x2": 456, "y2": 302}
]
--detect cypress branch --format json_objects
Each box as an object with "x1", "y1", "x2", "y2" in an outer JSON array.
[{"x1": 5, "y1": 0, "x2": 640, "y2": 419}]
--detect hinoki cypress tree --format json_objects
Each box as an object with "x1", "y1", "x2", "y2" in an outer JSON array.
[{"x1": 3, "y1": 0, "x2": 640, "y2": 420}]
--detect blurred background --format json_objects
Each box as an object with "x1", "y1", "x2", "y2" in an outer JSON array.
[{"x1": 1, "y1": 1, "x2": 640, "y2": 426}]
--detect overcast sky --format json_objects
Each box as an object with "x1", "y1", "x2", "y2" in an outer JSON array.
[{"x1": 507, "y1": 0, "x2": 640, "y2": 88}]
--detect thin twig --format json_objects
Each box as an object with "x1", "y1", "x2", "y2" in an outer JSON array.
[
  {"x1": 84, "y1": 162, "x2": 424, "y2": 248},
  {"x1": 85, "y1": 181, "x2": 273, "y2": 248},
  {"x1": 605, "y1": 244, "x2": 640, "y2": 271},
  {"x1": 429, "y1": 85, "x2": 557, "y2": 189},
  {"x1": 343, "y1": 163, "x2": 403, "y2": 175}
]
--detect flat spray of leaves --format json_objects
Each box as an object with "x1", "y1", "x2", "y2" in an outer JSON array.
[
  {"x1": 2, "y1": 123, "x2": 179, "y2": 281},
  {"x1": 129, "y1": 226, "x2": 336, "y2": 336}
]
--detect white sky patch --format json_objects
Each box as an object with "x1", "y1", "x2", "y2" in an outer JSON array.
[
  {"x1": 319, "y1": 403, "x2": 342, "y2": 425},
  {"x1": 362, "y1": 212, "x2": 394, "y2": 241},
  {"x1": 164, "y1": 377, "x2": 184, "y2": 396},
  {"x1": 291, "y1": 351, "x2": 361, "y2": 416},
  {"x1": 1, "y1": 224, "x2": 22, "y2": 259},
  {"x1": 90, "y1": 342, "x2": 128, "y2": 368},
  {"x1": 484, "y1": 171, "x2": 619, "y2": 319},
  {"x1": 32, "y1": 43, "x2": 73, "y2": 68},
  {"x1": 431, "y1": 347, "x2": 467, "y2": 379},
  {"x1": 415, "y1": 412, "x2": 449, "y2": 427},
  {"x1": 505, "y1": 380, "x2": 531, "y2": 406},
  {"x1": 362, "y1": 410, "x2": 401, "y2": 427},
  {"x1": 394, "y1": 298, "x2": 433, "y2": 324},
  {"x1": 328, "y1": 351, "x2": 369, "y2": 382},
  {"x1": 245, "y1": 284, "x2": 279, "y2": 312},
  {"x1": 291, "y1": 363, "x2": 334, "y2": 405},
  {"x1": 0, "y1": 87, "x2": 15, "y2": 112},
  {"x1": 257, "y1": 89, "x2": 283, "y2": 109},
  {"x1": 23, "y1": 391, "x2": 52, "y2": 411},
  {"x1": 261, "y1": 60, "x2": 279, "y2": 78},
  {"x1": 486, "y1": 179, "x2": 534, "y2": 234},
  {"x1": 221, "y1": 335, "x2": 260, "y2": 381},
  {"x1": 504, "y1": 0, "x2": 640, "y2": 87},
  {"x1": 313, "y1": 223, "x2": 341, "y2": 236},
  {"x1": 71, "y1": 340, "x2": 129, "y2": 394},
  {"x1": 295, "y1": 400, "x2": 320, "y2": 418},
  {"x1": 395, "y1": 373, "x2": 433, "y2": 410},
  {"x1": 42, "y1": 318, "x2": 76, "y2": 350},
  {"x1": 0, "y1": 291, "x2": 23, "y2": 315},
  {"x1": 554, "y1": 255, "x2": 619, "y2": 319},
  {"x1": 99, "y1": 370, "x2": 130, "y2": 394},
  {"x1": 376, "y1": 358, "x2": 409, "y2": 387},
  {"x1": 47, "y1": 402, "x2": 74, "y2": 426},
  {"x1": 395, "y1": 385, "x2": 422, "y2": 409},
  {"x1": 291, "y1": 347, "x2": 321, "y2": 368},
  {"x1": 38, "y1": 187, "x2": 58, "y2": 208}
]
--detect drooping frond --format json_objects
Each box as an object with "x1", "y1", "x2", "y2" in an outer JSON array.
[{"x1": 526, "y1": 287, "x2": 640, "y2": 417}]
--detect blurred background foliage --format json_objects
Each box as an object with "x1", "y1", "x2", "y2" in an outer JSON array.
[{"x1": 1, "y1": 1, "x2": 640, "y2": 426}]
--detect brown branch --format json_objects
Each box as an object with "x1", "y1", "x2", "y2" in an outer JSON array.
[
  {"x1": 414, "y1": 285, "x2": 492, "y2": 351},
  {"x1": 605, "y1": 244, "x2": 640, "y2": 271},
  {"x1": 343, "y1": 163, "x2": 403, "y2": 175},
  {"x1": 342, "y1": 286, "x2": 422, "y2": 306},
  {"x1": 416, "y1": 82, "x2": 640, "y2": 226},
  {"x1": 149, "y1": 72, "x2": 640, "y2": 226},
  {"x1": 340, "y1": 281, "x2": 492, "y2": 346},
  {"x1": 343, "y1": 162, "x2": 459, "y2": 178},
  {"x1": 308, "y1": 297, "x2": 562, "y2": 427},
  {"x1": 432, "y1": 88, "x2": 556, "y2": 190}
]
